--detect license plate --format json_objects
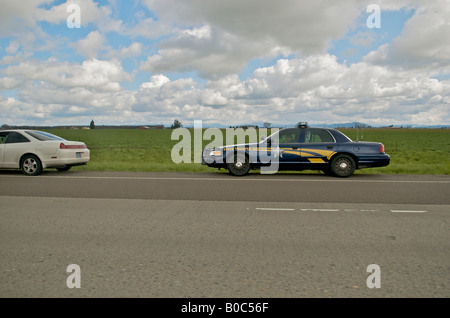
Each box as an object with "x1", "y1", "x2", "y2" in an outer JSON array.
[{"x1": 76, "y1": 152, "x2": 82, "y2": 158}]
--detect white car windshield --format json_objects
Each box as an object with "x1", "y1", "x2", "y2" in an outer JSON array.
[{"x1": 25, "y1": 131, "x2": 66, "y2": 141}]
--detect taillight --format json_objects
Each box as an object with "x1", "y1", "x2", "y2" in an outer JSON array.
[
  {"x1": 60, "y1": 143, "x2": 86, "y2": 149},
  {"x1": 380, "y1": 143, "x2": 385, "y2": 153}
]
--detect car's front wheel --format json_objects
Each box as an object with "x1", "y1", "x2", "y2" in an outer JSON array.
[
  {"x1": 330, "y1": 154, "x2": 355, "y2": 177},
  {"x1": 227, "y1": 153, "x2": 250, "y2": 176},
  {"x1": 21, "y1": 155, "x2": 42, "y2": 176}
]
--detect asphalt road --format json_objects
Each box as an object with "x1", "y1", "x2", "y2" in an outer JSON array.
[{"x1": 0, "y1": 170, "x2": 449, "y2": 298}]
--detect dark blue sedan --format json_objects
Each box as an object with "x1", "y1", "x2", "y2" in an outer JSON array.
[{"x1": 202, "y1": 122, "x2": 390, "y2": 177}]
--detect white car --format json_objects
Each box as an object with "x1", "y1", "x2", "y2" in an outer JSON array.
[{"x1": 0, "y1": 129, "x2": 90, "y2": 176}]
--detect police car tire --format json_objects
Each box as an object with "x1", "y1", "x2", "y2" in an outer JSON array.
[
  {"x1": 330, "y1": 154, "x2": 355, "y2": 178},
  {"x1": 227, "y1": 153, "x2": 250, "y2": 176}
]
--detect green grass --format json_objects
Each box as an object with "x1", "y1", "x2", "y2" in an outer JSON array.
[
  {"x1": 43, "y1": 128, "x2": 450, "y2": 175},
  {"x1": 340, "y1": 128, "x2": 450, "y2": 175}
]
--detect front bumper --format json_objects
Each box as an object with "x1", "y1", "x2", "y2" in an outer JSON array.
[{"x1": 202, "y1": 148, "x2": 226, "y2": 167}]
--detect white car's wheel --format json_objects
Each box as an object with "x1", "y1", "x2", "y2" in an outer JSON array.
[{"x1": 21, "y1": 155, "x2": 42, "y2": 176}]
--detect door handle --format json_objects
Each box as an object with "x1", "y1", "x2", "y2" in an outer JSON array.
[{"x1": 327, "y1": 146, "x2": 334, "y2": 149}]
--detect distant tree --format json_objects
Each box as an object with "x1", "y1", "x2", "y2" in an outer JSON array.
[
  {"x1": 171, "y1": 119, "x2": 182, "y2": 129},
  {"x1": 263, "y1": 122, "x2": 271, "y2": 129},
  {"x1": 90, "y1": 120, "x2": 95, "y2": 129}
]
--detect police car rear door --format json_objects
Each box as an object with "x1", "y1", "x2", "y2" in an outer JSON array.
[{"x1": 300, "y1": 128, "x2": 337, "y2": 165}]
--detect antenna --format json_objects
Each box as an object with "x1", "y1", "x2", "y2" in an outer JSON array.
[
  {"x1": 356, "y1": 123, "x2": 359, "y2": 142},
  {"x1": 356, "y1": 122, "x2": 364, "y2": 141}
]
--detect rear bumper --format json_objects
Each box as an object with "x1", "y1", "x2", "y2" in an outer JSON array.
[
  {"x1": 42, "y1": 150, "x2": 90, "y2": 168},
  {"x1": 43, "y1": 157, "x2": 89, "y2": 168},
  {"x1": 357, "y1": 154, "x2": 390, "y2": 168}
]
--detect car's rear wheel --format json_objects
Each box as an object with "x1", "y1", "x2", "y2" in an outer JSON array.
[
  {"x1": 56, "y1": 165, "x2": 72, "y2": 172},
  {"x1": 330, "y1": 154, "x2": 355, "y2": 177},
  {"x1": 227, "y1": 153, "x2": 250, "y2": 176},
  {"x1": 21, "y1": 155, "x2": 42, "y2": 176}
]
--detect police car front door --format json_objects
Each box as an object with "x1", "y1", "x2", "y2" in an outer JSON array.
[
  {"x1": 300, "y1": 128, "x2": 338, "y2": 165},
  {"x1": 273, "y1": 128, "x2": 302, "y2": 166}
]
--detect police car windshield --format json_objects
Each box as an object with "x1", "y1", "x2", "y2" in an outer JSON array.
[{"x1": 261, "y1": 130, "x2": 282, "y2": 143}]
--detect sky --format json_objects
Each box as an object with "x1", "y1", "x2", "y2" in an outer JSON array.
[{"x1": 0, "y1": 0, "x2": 449, "y2": 127}]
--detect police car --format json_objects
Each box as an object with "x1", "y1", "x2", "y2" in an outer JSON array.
[{"x1": 202, "y1": 122, "x2": 390, "y2": 177}]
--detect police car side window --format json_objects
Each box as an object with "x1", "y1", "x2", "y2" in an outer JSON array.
[
  {"x1": 304, "y1": 129, "x2": 334, "y2": 143},
  {"x1": 279, "y1": 129, "x2": 300, "y2": 143}
]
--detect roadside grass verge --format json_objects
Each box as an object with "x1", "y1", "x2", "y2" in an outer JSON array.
[{"x1": 44, "y1": 128, "x2": 450, "y2": 175}]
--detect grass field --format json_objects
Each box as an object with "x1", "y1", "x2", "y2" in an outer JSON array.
[{"x1": 44, "y1": 127, "x2": 450, "y2": 175}]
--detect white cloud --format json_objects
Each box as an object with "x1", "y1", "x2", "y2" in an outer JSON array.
[
  {"x1": 37, "y1": 0, "x2": 121, "y2": 31},
  {"x1": 364, "y1": 0, "x2": 450, "y2": 75},
  {"x1": 74, "y1": 31, "x2": 105, "y2": 59},
  {"x1": 134, "y1": 76, "x2": 199, "y2": 116},
  {"x1": 143, "y1": 0, "x2": 361, "y2": 51},
  {"x1": 201, "y1": 90, "x2": 228, "y2": 107},
  {"x1": 178, "y1": 25, "x2": 212, "y2": 40},
  {"x1": 123, "y1": 16, "x2": 175, "y2": 39},
  {"x1": 139, "y1": 74, "x2": 170, "y2": 89},
  {"x1": 3, "y1": 58, "x2": 132, "y2": 91},
  {"x1": 0, "y1": 0, "x2": 120, "y2": 35},
  {"x1": 137, "y1": 54, "x2": 450, "y2": 126},
  {"x1": 5, "y1": 41, "x2": 20, "y2": 55},
  {"x1": 3, "y1": 53, "x2": 449, "y2": 126},
  {"x1": 140, "y1": 0, "x2": 364, "y2": 78},
  {"x1": 120, "y1": 42, "x2": 143, "y2": 57},
  {"x1": 1, "y1": 0, "x2": 449, "y2": 127},
  {"x1": 0, "y1": 0, "x2": 47, "y2": 35}
]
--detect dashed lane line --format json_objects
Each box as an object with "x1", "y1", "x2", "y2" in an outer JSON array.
[
  {"x1": 390, "y1": 210, "x2": 427, "y2": 213},
  {"x1": 253, "y1": 207, "x2": 427, "y2": 213}
]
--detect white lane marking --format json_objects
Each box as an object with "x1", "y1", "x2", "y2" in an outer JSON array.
[
  {"x1": 390, "y1": 210, "x2": 427, "y2": 213},
  {"x1": 2, "y1": 175, "x2": 449, "y2": 184},
  {"x1": 255, "y1": 208, "x2": 296, "y2": 211},
  {"x1": 300, "y1": 209, "x2": 340, "y2": 212},
  {"x1": 253, "y1": 208, "x2": 428, "y2": 213},
  {"x1": 344, "y1": 209, "x2": 379, "y2": 212}
]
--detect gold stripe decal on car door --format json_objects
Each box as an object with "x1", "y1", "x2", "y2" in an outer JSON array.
[{"x1": 307, "y1": 158, "x2": 326, "y2": 163}]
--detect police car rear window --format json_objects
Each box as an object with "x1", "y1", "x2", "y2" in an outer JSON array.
[
  {"x1": 25, "y1": 131, "x2": 65, "y2": 141},
  {"x1": 304, "y1": 129, "x2": 335, "y2": 143}
]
